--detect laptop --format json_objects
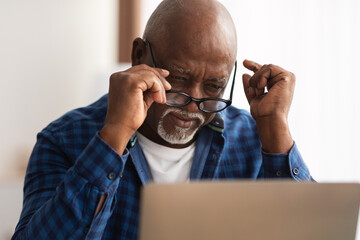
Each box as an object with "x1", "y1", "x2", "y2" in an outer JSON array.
[{"x1": 138, "y1": 181, "x2": 360, "y2": 240}]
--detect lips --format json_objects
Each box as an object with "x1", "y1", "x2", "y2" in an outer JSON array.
[{"x1": 168, "y1": 112, "x2": 197, "y2": 128}]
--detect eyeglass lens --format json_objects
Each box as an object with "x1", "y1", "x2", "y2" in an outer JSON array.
[{"x1": 165, "y1": 92, "x2": 227, "y2": 112}]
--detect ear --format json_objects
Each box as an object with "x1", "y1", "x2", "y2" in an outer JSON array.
[{"x1": 131, "y1": 37, "x2": 147, "y2": 66}]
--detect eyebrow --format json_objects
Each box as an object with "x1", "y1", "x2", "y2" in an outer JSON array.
[
  {"x1": 166, "y1": 64, "x2": 227, "y2": 83},
  {"x1": 166, "y1": 64, "x2": 191, "y2": 74},
  {"x1": 208, "y1": 77, "x2": 227, "y2": 83}
]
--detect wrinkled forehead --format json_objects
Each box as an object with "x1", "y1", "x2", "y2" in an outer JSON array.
[
  {"x1": 151, "y1": 25, "x2": 235, "y2": 71},
  {"x1": 151, "y1": 37, "x2": 235, "y2": 76}
]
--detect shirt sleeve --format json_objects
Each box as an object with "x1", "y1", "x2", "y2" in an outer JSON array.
[
  {"x1": 261, "y1": 142, "x2": 312, "y2": 181},
  {"x1": 12, "y1": 130, "x2": 129, "y2": 239}
]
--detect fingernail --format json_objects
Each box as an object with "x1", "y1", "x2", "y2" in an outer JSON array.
[
  {"x1": 163, "y1": 92, "x2": 167, "y2": 103},
  {"x1": 161, "y1": 69, "x2": 169, "y2": 75},
  {"x1": 164, "y1": 79, "x2": 171, "y2": 89}
]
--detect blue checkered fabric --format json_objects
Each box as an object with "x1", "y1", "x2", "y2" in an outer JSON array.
[{"x1": 12, "y1": 94, "x2": 311, "y2": 240}]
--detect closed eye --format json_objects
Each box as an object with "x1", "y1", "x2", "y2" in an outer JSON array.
[
  {"x1": 206, "y1": 84, "x2": 225, "y2": 94},
  {"x1": 168, "y1": 75, "x2": 188, "y2": 81}
]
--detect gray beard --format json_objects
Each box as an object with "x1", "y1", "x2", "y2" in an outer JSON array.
[{"x1": 157, "y1": 107, "x2": 205, "y2": 145}]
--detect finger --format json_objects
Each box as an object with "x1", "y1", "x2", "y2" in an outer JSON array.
[
  {"x1": 255, "y1": 87, "x2": 264, "y2": 97},
  {"x1": 138, "y1": 72, "x2": 168, "y2": 108},
  {"x1": 249, "y1": 64, "x2": 288, "y2": 90},
  {"x1": 268, "y1": 72, "x2": 295, "y2": 92},
  {"x1": 157, "y1": 68, "x2": 170, "y2": 77},
  {"x1": 243, "y1": 59, "x2": 262, "y2": 73},
  {"x1": 132, "y1": 64, "x2": 172, "y2": 90},
  {"x1": 141, "y1": 67, "x2": 172, "y2": 92},
  {"x1": 242, "y1": 73, "x2": 250, "y2": 89},
  {"x1": 137, "y1": 73, "x2": 166, "y2": 103},
  {"x1": 133, "y1": 72, "x2": 165, "y2": 102},
  {"x1": 148, "y1": 77, "x2": 167, "y2": 104},
  {"x1": 242, "y1": 73, "x2": 255, "y2": 104},
  {"x1": 128, "y1": 65, "x2": 168, "y2": 103},
  {"x1": 128, "y1": 64, "x2": 167, "y2": 78},
  {"x1": 143, "y1": 92, "x2": 155, "y2": 110},
  {"x1": 248, "y1": 66, "x2": 268, "y2": 89},
  {"x1": 153, "y1": 68, "x2": 172, "y2": 90}
]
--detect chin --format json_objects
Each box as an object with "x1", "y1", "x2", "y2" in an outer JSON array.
[
  {"x1": 157, "y1": 124, "x2": 198, "y2": 145},
  {"x1": 156, "y1": 106, "x2": 206, "y2": 145}
]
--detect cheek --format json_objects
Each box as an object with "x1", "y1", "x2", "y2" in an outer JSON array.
[
  {"x1": 146, "y1": 103, "x2": 167, "y2": 128},
  {"x1": 203, "y1": 113, "x2": 216, "y2": 126}
]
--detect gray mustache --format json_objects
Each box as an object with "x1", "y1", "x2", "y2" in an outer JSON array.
[{"x1": 163, "y1": 107, "x2": 205, "y2": 124}]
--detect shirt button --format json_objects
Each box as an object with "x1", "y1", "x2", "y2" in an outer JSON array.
[
  {"x1": 276, "y1": 170, "x2": 282, "y2": 177},
  {"x1": 120, "y1": 172, "x2": 124, "y2": 178},
  {"x1": 292, "y1": 168, "x2": 299, "y2": 175},
  {"x1": 108, "y1": 172, "x2": 116, "y2": 180}
]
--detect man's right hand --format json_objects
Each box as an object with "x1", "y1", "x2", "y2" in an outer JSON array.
[{"x1": 99, "y1": 64, "x2": 171, "y2": 154}]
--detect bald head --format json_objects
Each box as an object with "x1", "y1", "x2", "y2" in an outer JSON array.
[{"x1": 143, "y1": 0, "x2": 237, "y2": 62}]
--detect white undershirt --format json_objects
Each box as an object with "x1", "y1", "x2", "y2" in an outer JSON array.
[{"x1": 136, "y1": 132, "x2": 196, "y2": 183}]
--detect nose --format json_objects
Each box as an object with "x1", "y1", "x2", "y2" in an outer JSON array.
[
  {"x1": 181, "y1": 100, "x2": 199, "y2": 113},
  {"x1": 181, "y1": 87, "x2": 202, "y2": 113}
]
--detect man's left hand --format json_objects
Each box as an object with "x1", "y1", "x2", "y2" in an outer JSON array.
[{"x1": 242, "y1": 59, "x2": 295, "y2": 153}]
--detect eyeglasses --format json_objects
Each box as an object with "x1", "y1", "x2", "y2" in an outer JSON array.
[{"x1": 144, "y1": 38, "x2": 237, "y2": 113}]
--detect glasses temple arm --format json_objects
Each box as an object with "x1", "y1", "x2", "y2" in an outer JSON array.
[
  {"x1": 144, "y1": 38, "x2": 157, "y2": 68},
  {"x1": 229, "y1": 60, "x2": 237, "y2": 101}
]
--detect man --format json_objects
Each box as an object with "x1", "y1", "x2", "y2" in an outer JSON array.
[{"x1": 13, "y1": 0, "x2": 311, "y2": 239}]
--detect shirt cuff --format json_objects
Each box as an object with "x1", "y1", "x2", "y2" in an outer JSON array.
[
  {"x1": 262, "y1": 141, "x2": 312, "y2": 181},
  {"x1": 73, "y1": 132, "x2": 130, "y2": 190}
]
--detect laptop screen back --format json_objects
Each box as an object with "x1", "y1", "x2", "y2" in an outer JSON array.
[{"x1": 139, "y1": 181, "x2": 360, "y2": 240}]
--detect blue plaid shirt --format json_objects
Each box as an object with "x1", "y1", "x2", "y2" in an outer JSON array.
[{"x1": 12, "y1": 94, "x2": 311, "y2": 240}]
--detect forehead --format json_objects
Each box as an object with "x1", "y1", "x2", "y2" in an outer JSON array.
[
  {"x1": 162, "y1": 57, "x2": 234, "y2": 82},
  {"x1": 165, "y1": 12, "x2": 236, "y2": 60},
  {"x1": 165, "y1": 38, "x2": 233, "y2": 63},
  {"x1": 151, "y1": 41, "x2": 235, "y2": 77},
  {"x1": 164, "y1": 61, "x2": 231, "y2": 82}
]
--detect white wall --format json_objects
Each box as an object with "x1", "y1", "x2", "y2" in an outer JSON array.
[{"x1": 0, "y1": 0, "x2": 119, "y2": 179}]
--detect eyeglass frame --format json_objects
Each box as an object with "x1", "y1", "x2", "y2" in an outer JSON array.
[{"x1": 143, "y1": 38, "x2": 237, "y2": 113}]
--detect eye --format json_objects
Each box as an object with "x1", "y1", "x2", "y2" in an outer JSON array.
[{"x1": 206, "y1": 84, "x2": 225, "y2": 91}]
